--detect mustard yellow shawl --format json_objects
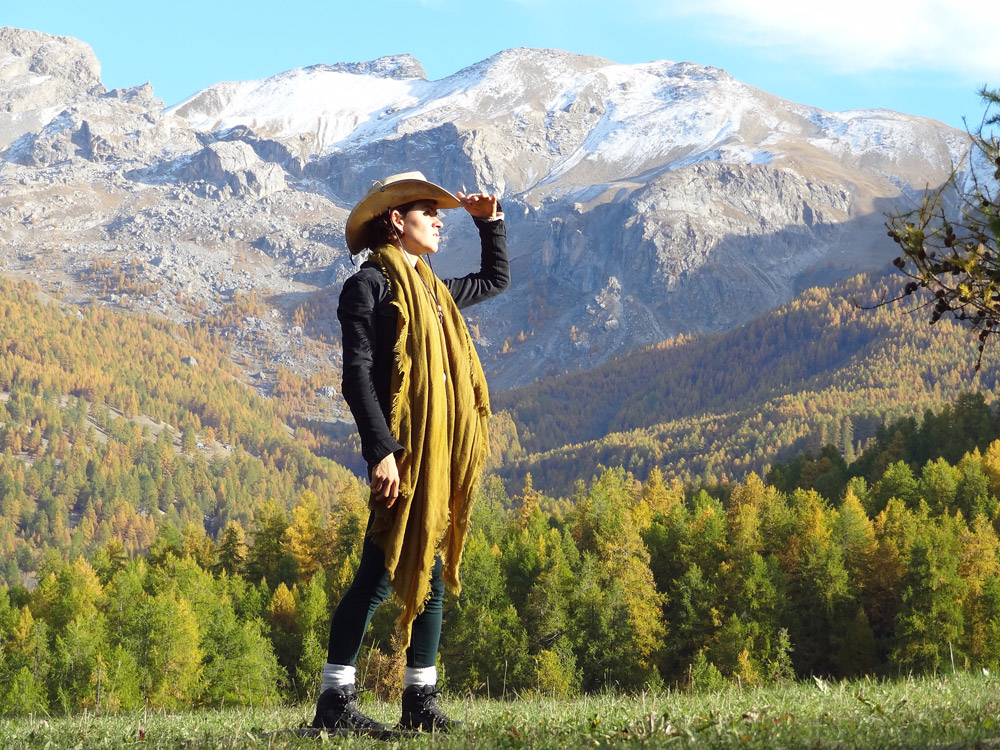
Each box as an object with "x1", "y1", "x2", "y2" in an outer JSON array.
[{"x1": 367, "y1": 245, "x2": 490, "y2": 646}]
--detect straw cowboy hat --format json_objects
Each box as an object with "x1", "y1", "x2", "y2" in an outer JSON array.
[{"x1": 346, "y1": 171, "x2": 462, "y2": 255}]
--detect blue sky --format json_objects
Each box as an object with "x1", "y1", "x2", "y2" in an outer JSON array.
[{"x1": 7, "y1": 0, "x2": 996, "y2": 131}]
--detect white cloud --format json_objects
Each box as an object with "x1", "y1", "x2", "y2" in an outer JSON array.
[{"x1": 668, "y1": 0, "x2": 1000, "y2": 81}]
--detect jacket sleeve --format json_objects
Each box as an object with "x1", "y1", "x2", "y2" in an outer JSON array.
[
  {"x1": 443, "y1": 216, "x2": 510, "y2": 309},
  {"x1": 337, "y1": 273, "x2": 403, "y2": 468}
]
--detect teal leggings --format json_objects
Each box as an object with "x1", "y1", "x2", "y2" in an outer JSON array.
[{"x1": 326, "y1": 526, "x2": 444, "y2": 669}]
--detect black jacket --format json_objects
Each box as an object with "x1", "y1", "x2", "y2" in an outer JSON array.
[{"x1": 337, "y1": 216, "x2": 509, "y2": 469}]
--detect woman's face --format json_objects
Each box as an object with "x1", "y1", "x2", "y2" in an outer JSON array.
[{"x1": 393, "y1": 200, "x2": 443, "y2": 259}]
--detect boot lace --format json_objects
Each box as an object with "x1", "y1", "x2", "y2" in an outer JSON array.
[
  {"x1": 340, "y1": 698, "x2": 384, "y2": 730},
  {"x1": 316, "y1": 688, "x2": 385, "y2": 730},
  {"x1": 416, "y1": 688, "x2": 452, "y2": 726}
]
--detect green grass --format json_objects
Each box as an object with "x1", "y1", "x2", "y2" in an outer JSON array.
[{"x1": 3, "y1": 671, "x2": 1000, "y2": 749}]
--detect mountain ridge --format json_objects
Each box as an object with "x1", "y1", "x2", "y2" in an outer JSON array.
[
  {"x1": 0, "y1": 27, "x2": 972, "y2": 399},
  {"x1": 487, "y1": 268, "x2": 1000, "y2": 496}
]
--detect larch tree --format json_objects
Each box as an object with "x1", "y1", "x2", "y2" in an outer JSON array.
[{"x1": 284, "y1": 490, "x2": 325, "y2": 581}]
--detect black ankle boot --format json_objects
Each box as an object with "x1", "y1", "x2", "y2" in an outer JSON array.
[
  {"x1": 312, "y1": 684, "x2": 389, "y2": 732},
  {"x1": 398, "y1": 684, "x2": 463, "y2": 732}
]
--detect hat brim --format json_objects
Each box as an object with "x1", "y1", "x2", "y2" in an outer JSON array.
[{"x1": 346, "y1": 178, "x2": 462, "y2": 255}]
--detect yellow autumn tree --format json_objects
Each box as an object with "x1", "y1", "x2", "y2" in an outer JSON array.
[{"x1": 285, "y1": 490, "x2": 325, "y2": 580}]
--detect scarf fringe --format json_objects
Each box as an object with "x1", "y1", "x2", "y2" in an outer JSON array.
[{"x1": 366, "y1": 246, "x2": 490, "y2": 649}]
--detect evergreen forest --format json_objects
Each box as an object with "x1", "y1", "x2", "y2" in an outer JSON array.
[
  {"x1": 491, "y1": 270, "x2": 1000, "y2": 494},
  {"x1": 3, "y1": 269, "x2": 1000, "y2": 716}
]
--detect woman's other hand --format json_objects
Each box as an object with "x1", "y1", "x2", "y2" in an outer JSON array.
[
  {"x1": 456, "y1": 191, "x2": 498, "y2": 220},
  {"x1": 371, "y1": 453, "x2": 400, "y2": 508}
]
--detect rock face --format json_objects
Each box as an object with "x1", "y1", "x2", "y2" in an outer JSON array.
[
  {"x1": 182, "y1": 142, "x2": 287, "y2": 199},
  {"x1": 0, "y1": 28, "x2": 106, "y2": 148},
  {"x1": 0, "y1": 27, "x2": 973, "y2": 399}
]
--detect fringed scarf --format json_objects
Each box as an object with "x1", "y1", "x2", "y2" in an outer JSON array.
[{"x1": 367, "y1": 244, "x2": 490, "y2": 648}]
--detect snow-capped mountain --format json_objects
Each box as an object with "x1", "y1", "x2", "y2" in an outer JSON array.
[{"x1": 0, "y1": 28, "x2": 971, "y2": 396}]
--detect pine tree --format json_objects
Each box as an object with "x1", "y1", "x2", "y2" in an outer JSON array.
[
  {"x1": 52, "y1": 615, "x2": 109, "y2": 712},
  {"x1": 641, "y1": 466, "x2": 683, "y2": 518},
  {"x1": 956, "y1": 452, "x2": 996, "y2": 521},
  {"x1": 667, "y1": 562, "x2": 721, "y2": 678},
  {"x1": 569, "y1": 469, "x2": 666, "y2": 690},
  {"x1": 918, "y1": 457, "x2": 960, "y2": 514},
  {"x1": 892, "y1": 515, "x2": 967, "y2": 673},
  {"x1": 521, "y1": 528, "x2": 581, "y2": 695},
  {"x1": 199, "y1": 593, "x2": 284, "y2": 706},
  {"x1": 833, "y1": 489, "x2": 876, "y2": 588},
  {"x1": 181, "y1": 522, "x2": 215, "y2": 570},
  {"x1": 214, "y1": 520, "x2": 248, "y2": 576},
  {"x1": 782, "y1": 491, "x2": 850, "y2": 675},
  {"x1": 267, "y1": 582, "x2": 302, "y2": 681},
  {"x1": 958, "y1": 516, "x2": 1000, "y2": 666},
  {"x1": 181, "y1": 424, "x2": 198, "y2": 454},
  {"x1": 0, "y1": 606, "x2": 51, "y2": 715},
  {"x1": 246, "y1": 501, "x2": 298, "y2": 587},
  {"x1": 871, "y1": 461, "x2": 919, "y2": 515},
  {"x1": 103, "y1": 558, "x2": 203, "y2": 708},
  {"x1": 294, "y1": 571, "x2": 330, "y2": 699},
  {"x1": 975, "y1": 575, "x2": 1000, "y2": 668},
  {"x1": 440, "y1": 531, "x2": 533, "y2": 695},
  {"x1": 866, "y1": 498, "x2": 922, "y2": 657},
  {"x1": 842, "y1": 417, "x2": 856, "y2": 463}
]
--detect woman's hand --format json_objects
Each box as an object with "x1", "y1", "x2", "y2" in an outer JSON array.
[
  {"x1": 457, "y1": 191, "x2": 498, "y2": 220},
  {"x1": 371, "y1": 453, "x2": 400, "y2": 508}
]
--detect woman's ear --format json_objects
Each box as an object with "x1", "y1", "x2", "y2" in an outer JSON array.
[{"x1": 390, "y1": 208, "x2": 405, "y2": 235}]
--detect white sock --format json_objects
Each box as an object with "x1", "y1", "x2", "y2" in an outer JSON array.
[
  {"x1": 403, "y1": 665, "x2": 437, "y2": 688},
  {"x1": 321, "y1": 663, "x2": 356, "y2": 692}
]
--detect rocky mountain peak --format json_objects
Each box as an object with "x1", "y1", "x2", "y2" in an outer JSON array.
[
  {"x1": 0, "y1": 30, "x2": 977, "y2": 399},
  {"x1": 305, "y1": 54, "x2": 427, "y2": 81},
  {"x1": 0, "y1": 27, "x2": 103, "y2": 93},
  {"x1": 0, "y1": 27, "x2": 106, "y2": 148}
]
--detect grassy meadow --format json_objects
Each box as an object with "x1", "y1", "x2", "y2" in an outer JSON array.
[{"x1": 2, "y1": 671, "x2": 999, "y2": 749}]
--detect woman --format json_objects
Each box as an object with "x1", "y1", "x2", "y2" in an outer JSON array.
[{"x1": 313, "y1": 171, "x2": 509, "y2": 732}]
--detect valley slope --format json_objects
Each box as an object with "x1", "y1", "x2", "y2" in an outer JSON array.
[{"x1": 489, "y1": 270, "x2": 1000, "y2": 495}]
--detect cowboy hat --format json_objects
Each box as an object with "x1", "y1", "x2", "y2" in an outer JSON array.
[{"x1": 345, "y1": 171, "x2": 462, "y2": 255}]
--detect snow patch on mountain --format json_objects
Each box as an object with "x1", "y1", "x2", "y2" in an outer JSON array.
[
  {"x1": 0, "y1": 27, "x2": 980, "y2": 392},
  {"x1": 171, "y1": 69, "x2": 423, "y2": 151}
]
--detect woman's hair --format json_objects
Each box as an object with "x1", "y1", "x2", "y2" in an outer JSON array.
[{"x1": 362, "y1": 202, "x2": 420, "y2": 250}]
